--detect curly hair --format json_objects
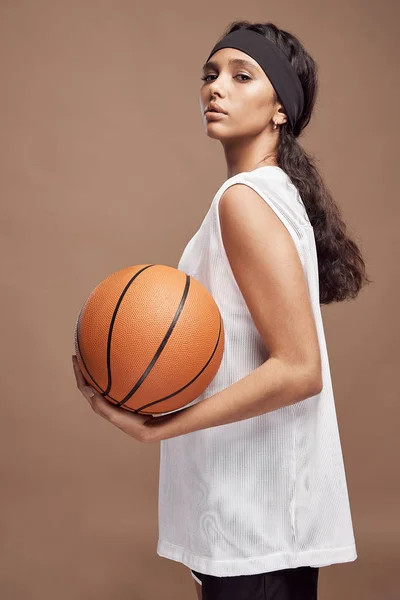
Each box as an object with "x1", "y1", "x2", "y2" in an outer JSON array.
[{"x1": 213, "y1": 20, "x2": 372, "y2": 304}]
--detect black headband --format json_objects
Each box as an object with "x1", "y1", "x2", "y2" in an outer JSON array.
[{"x1": 205, "y1": 29, "x2": 304, "y2": 132}]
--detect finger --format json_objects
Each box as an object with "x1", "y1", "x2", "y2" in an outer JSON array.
[
  {"x1": 72, "y1": 356, "x2": 95, "y2": 398},
  {"x1": 72, "y1": 355, "x2": 90, "y2": 388},
  {"x1": 72, "y1": 355, "x2": 85, "y2": 382},
  {"x1": 83, "y1": 386, "x2": 96, "y2": 398},
  {"x1": 91, "y1": 395, "x2": 122, "y2": 423},
  {"x1": 72, "y1": 356, "x2": 125, "y2": 423}
]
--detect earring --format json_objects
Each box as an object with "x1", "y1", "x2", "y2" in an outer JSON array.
[{"x1": 273, "y1": 120, "x2": 278, "y2": 130}]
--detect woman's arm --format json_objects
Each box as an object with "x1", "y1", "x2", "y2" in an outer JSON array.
[
  {"x1": 147, "y1": 183, "x2": 323, "y2": 442},
  {"x1": 148, "y1": 355, "x2": 321, "y2": 441}
]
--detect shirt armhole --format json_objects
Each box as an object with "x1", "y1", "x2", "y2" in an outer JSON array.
[{"x1": 216, "y1": 179, "x2": 306, "y2": 268}]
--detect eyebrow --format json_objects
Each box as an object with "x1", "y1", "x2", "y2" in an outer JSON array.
[{"x1": 201, "y1": 58, "x2": 261, "y2": 73}]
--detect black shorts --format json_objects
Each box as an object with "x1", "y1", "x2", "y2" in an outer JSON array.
[{"x1": 191, "y1": 565, "x2": 319, "y2": 600}]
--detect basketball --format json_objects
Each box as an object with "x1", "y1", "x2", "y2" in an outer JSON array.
[{"x1": 74, "y1": 264, "x2": 224, "y2": 415}]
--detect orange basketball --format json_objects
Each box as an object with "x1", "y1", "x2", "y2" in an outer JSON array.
[{"x1": 74, "y1": 264, "x2": 224, "y2": 415}]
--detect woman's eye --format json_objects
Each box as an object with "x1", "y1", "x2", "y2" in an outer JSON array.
[{"x1": 200, "y1": 73, "x2": 251, "y2": 82}]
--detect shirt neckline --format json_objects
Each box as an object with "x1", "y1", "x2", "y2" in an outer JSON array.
[
  {"x1": 223, "y1": 165, "x2": 287, "y2": 185},
  {"x1": 212, "y1": 165, "x2": 291, "y2": 206}
]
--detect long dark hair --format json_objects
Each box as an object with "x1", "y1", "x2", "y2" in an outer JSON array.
[{"x1": 215, "y1": 21, "x2": 372, "y2": 304}]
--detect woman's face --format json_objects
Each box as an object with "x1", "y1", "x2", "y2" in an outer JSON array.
[{"x1": 199, "y1": 47, "x2": 282, "y2": 141}]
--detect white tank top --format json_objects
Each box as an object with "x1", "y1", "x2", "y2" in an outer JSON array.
[{"x1": 157, "y1": 166, "x2": 357, "y2": 577}]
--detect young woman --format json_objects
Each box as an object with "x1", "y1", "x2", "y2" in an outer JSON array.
[
  {"x1": 155, "y1": 20, "x2": 370, "y2": 600},
  {"x1": 73, "y1": 19, "x2": 370, "y2": 600}
]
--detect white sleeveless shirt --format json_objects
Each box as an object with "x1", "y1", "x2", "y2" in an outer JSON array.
[{"x1": 157, "y1": 166, "x2": 357, "y2": 577}]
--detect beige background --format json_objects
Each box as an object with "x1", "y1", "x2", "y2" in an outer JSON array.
[{"x1": 1, "y1": 1, "x2": 398, "y2": 598}]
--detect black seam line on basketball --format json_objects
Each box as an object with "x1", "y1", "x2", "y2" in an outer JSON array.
[
  {"x1": 130, "y1": 315, "x2": 222, "y2": 413},
  {"x1": 102, "y1": 313, "x2": 222, "y2": 409},
  {"x1": 76, "y1": 265, "x2": 156, "y2": 396},
  {"x1": 115, "y1": 273, "x2": 192, "y2": 407},
  {"x1": 103, "y1": 264, "x2": 157, "y2": 396},
  {"x1": 130, "y1": 315, "x2": 223, "y2": 414}
]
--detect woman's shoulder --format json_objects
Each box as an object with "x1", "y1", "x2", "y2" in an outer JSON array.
[{"x1": 215, "y1": 166, "x2": 311, "y2": 233}]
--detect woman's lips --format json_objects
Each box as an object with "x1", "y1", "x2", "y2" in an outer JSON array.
[{"x1": 205, "y1": 111, "x2": 227, "y2": 120}]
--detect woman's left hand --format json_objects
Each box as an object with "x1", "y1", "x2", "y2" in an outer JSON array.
[{"x1": 72, "y1": 354, "x2": 161, "y2": 443}]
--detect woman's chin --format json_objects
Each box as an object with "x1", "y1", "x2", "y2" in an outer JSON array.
[{"x1": 204, "y1": 124, "x2": 230, "y2": 140}]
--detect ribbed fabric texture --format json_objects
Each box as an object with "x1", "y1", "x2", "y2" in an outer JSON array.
[{"x1": 157, "y1": 166, "x2": 357, "y2": 577}]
